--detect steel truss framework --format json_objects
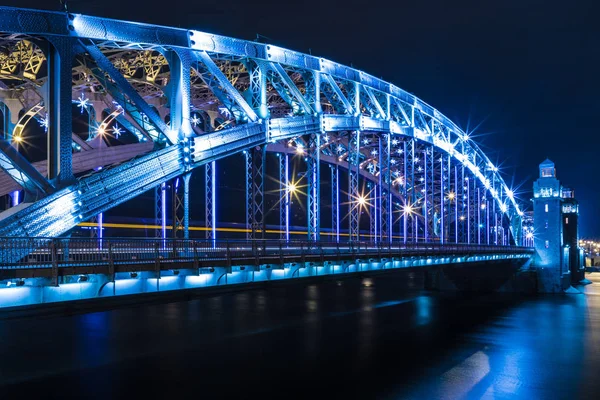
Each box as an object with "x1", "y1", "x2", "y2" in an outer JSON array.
[{"x1": 0, "y1": 7, "x2": 525, "y2": 256}]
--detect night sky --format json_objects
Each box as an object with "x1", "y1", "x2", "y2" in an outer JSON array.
[{"x1": 4, "y1": 0, "x2": 599, "y2": 236}]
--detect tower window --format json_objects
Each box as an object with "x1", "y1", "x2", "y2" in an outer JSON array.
[
  {"x1": 545, "y1": 240, "x2": 549, "y2": 249},
  {"x1": 545, "y1": 221, "x2": 548, "y2": 229},
  {"x1": 566, "y1": 217, "x2": 569, "y2": 224},
  {"x1": 545, "y1": 204, "x2": 548, "y2": 212}
]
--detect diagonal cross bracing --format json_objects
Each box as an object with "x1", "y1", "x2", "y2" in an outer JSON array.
[
  {"x1": 193, "y1": 51, "x2": 258, "y2": 122},
  {"x1": 83, "y1": 42, "x2": 175, "y2": 144}
]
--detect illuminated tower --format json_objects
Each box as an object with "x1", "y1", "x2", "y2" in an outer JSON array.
[
  {"x1": 561, "y1": 188, "x2": 584, "y2": 283},
  {"x1": 532, "y1": 159, "x2": 570, "y2": 292}
]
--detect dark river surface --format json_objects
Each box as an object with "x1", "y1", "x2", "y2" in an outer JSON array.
[{"x1": 1, "y1": 270, "x2": 600, "y2": 399}]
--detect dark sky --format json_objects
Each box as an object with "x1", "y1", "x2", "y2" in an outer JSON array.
[{"x1": 5, "y1": 0, "x2": 600, "y2": 236}]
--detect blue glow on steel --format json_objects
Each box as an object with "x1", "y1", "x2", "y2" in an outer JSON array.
[{"x1": 12, "y1": 190, "x2": 19, "y2": 206}]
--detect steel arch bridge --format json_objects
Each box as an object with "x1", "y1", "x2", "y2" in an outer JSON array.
[{"x1": 0, "y1": 7, "x2": 524, "y2": 249}]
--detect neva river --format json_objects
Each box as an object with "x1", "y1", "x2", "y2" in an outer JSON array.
[{"x1": 1, "y1": 270, "x2": 599, "y2": 399}]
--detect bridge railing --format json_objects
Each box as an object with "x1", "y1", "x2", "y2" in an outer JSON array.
[{"x1": 0, "y1": 237, "x2": 534, "y2": 270}]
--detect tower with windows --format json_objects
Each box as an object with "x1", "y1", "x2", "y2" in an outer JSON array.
[
  {"x1": 561, "y1": 188, "x2": 584, "y2": 281},
  {"x1": 532, "y1": 159, "x2": 571, "y2": 292}
]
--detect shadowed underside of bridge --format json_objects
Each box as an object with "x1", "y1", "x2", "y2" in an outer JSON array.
[{"x1": 0, "y1": 7, "x2": 526, "y2": 252}]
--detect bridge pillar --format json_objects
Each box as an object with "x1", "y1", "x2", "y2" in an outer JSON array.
[{"x1": 45, "y1": 37, "x2": 75, "y2": 185}]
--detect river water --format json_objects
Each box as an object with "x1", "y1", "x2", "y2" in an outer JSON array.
[{"x1": 1, "y1": 271, "x2": 599, "y2": 399}]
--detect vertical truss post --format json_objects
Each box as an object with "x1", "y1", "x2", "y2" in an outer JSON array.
[
  {"x1": 439, "y1": 153, "x2": 445, "y2": 244},
  {"x1": 246, "y1": 146, "x2": 265, "y2": 240},
  {"x1": 404, "y1": 138, "x2": 416, "y2": 243},
  {"x1": 349, "y1": 131, "x2": 360, "y2": 242},
  {"x1": 331, "y1": 164, "x2": 340, "y2": 243},
  {"x1": 155, "y1": 183, "x2": 167, "y2": 240},
  {"x1": 446, "y1": 155, "x2": 452, "y2": 244},
  {"x1": 183, "y1": 173, "x2": 191, "y2": 240},
  {"x1": 433, "y1": 150, "x2": 441, "y2": 243},
  {"x1": 460, "y1": 165, "x2": 466, "y2": 243},
  {"x1": 172, "y1": 178, "x2": 184, "y2": 238},
  {"x1": 470, "y1": 173, "x2": 477, "y2": 245},
  {"x1": 205, "y1": 162, "x2": 216, "y2": 241},
  {"x1": 465, "y1": 172, "x2": 470, "y2": 244},
  {"x1": 454, "y1": 166, "x2": 459, "y2": 244},
  {"x1": 245, "y1": 151, "x2": 252, "y2": 240},
  {"x1": 424, "y1": 148, "x2": 434, "y2": 243},
  {"x1": 303, "y1": 71, "x2": 322, "y2": 115},
  {"x1": 279, "y1": 154, "x2": 289, "y2": 241},
  {"x1": 477, "y1": 188, "x2": 481, "y2": 245},
  {"x1": 369, "y1": 182, "x2": 376, "y2": 243},
  {"x1": 486, "y1": 196, "x2": 490, "y2": 245},
  {"x1": 402, "y1": 140, "x2": 408, "y2": 244},
  {"x1": 46, "y1": 37, "x2": 74, "y2": 184},
  {"x1": 307, "y1": 133, "x2": 321, "y2": 242},
  {"x1": 379, "y1": 134, "x2": 391, "y2": 243},
  {"x1": 245, "y1": 60, "x2": 268, "y2": 119}
]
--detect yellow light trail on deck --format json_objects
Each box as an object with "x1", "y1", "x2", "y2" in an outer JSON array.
[{"x1": 77, "y1": 222, "x2": 412, "y2": 240}]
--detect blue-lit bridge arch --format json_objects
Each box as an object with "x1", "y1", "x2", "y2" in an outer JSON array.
[{"x1": 0, "y1": 7, "x2": 523, "y2": 250}]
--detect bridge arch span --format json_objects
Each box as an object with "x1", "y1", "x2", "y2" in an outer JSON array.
[{"x1": 0, "y1": 7, "x2": 523, "y2": 247}]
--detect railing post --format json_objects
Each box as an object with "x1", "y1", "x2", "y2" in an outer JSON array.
[
  {"x1": 301, "y1": 242, "x2": 306, "y2": 265},
  {"x1": 320, "y1": 241, "x2": 324, "y2": 264},
  {"x1": 279, "y1": 240, "x2": 283, "y2": 266},
  {"x1": 108, "y1": 241, "x2": 114, "y2": 282},
  {"x1": 51, "y1": 239, "x2": 58, "y2": 287},
  {"x1": 193, "y1": 241, "x2": 199, "y2": 270},
  {"x1": 154, "y1": 241, "x2": 161, "y2": 279},
  {"x1": 226, "y1": 240, "x2": 232, "y2": 268}
]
